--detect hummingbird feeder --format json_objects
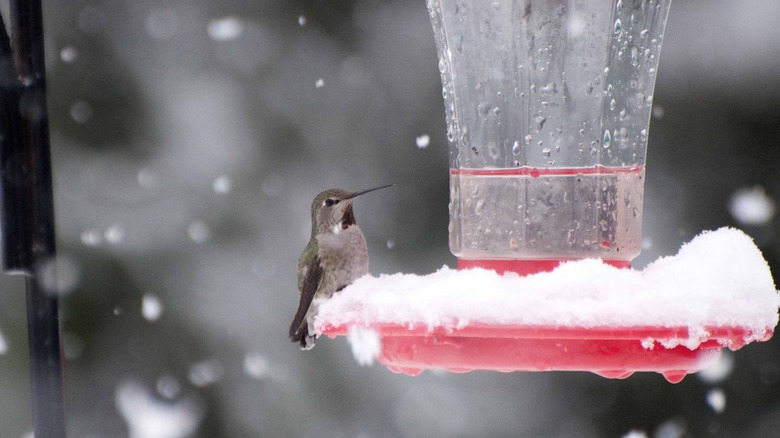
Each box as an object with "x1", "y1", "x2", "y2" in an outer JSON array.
[{"x1": 318, "y1": 0, "x2": 779, "y2": 382}]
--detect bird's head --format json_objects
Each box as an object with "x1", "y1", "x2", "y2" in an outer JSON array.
[{"x1": 310, "y1": 184, "x2": 393, "y2": 236}]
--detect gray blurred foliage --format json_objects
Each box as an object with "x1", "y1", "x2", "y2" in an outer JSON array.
[{"x1": 0, "y1": 0, "x2": 778, "y2": 437}]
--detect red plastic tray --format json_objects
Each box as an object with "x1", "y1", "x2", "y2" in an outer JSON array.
[
  {"x1": 321, "y1": 322, "x2": 773, "y2": 383},
  {"x1": 320, "y1": 258, "x2": 775, "y2": 383}
]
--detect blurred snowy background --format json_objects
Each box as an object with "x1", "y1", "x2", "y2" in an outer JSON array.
[{"x1": 0, "y1": 0, "x2": 779, "y2": 436}]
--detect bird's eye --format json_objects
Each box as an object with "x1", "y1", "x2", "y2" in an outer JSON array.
[{"x1": 325, "y1": 199, "x2": 336, "y2": 207}]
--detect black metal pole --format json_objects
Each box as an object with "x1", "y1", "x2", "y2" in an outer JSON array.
[{"x1": 0, "y1": 1, "x2": 65, "y2": 437}]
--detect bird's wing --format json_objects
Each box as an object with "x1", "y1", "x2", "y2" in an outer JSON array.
[{"x1": 289, "y1": 255, "x2": 323, "y2": 344}]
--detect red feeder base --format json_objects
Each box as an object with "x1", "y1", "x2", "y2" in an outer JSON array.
[
  {"x1": 321, "y1": 323, "x2": 772, "y2": 383},
  {"x1": 319, "y1": 258, "x2": 775, "y2": 383}
]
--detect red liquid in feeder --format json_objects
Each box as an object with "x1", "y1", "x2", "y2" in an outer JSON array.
[{"x1": 449, "y1": 166, "x2": 645, "y2": 264}]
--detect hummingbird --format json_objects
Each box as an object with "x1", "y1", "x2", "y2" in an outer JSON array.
[{"x1": 289, "y1": 184, "x2": 394, "y2": 350}]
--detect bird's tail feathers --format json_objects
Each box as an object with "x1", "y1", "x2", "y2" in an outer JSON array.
[{"x1": 290, "y1": 321, "x2": 316, "y2": 350}]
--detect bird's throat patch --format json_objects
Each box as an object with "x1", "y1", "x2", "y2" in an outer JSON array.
[{"x1": 341, "y1": 204, "x2": 356, "y2": 229}]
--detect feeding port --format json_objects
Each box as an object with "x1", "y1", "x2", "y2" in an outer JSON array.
[{"x1": 317, "y1": 0, "x2": 780, "y2": 382}]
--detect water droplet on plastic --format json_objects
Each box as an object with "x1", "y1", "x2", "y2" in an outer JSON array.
[
  {"x1": 542, "y1": 147, "x2": 551, "y2": 157},
  {"x1": 613, "y1": 19, "x2": 622, "y2": 34},
  {"x1": 475, "y1": 199, "x2": 485, "y2": 214},
  {"x1": 618, "y1": 127, "x2": 628, "y2": 143},
  {"x1": 539, "y1": 82, "x2": 557, "y2": 95},
  {"x1": 315, "y1": 78, "x2": 324, "y2": 88},
  {"x1": 415, "y1": 134, "x2": 430, "y2": 148},
  {"x1": 610, "y1": 99, "x2": 616, "y2": 111},
  {"x1": 477, "y1": 102, "x2": 491, "y2": 117},
  {"x1": 602, "y1": 130, "x2": 612, "y2": 148},
  {"x1": 298, "y1": 15, "x2": 307, "y2": 27},
  {"x1": 512, "y1": 141, "x2": 522, "y2": 155},
  {"x1": 460, "y1": 129, "x2": 471, "y2": 147},
  {"x1": 566, "y1": 230, "x2": 576, "y2": 245},
  {"x1": 533, "y1": 115, "x2": 546, "y2": 131},
  {"x1": 524, "y1": 134, "x2": 533, "y2": 145},
  {"x1": 488, "y1": 142, "x2": 501, "y2": 159}
]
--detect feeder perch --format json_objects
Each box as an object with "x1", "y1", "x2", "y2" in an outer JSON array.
[{"x1": 318, "y1": 0, "x2": 779, "y2": 382}]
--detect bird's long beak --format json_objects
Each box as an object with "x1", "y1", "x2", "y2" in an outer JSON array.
[{"x1": 348, "y1": 184, "x2": 394, "y2": 200}]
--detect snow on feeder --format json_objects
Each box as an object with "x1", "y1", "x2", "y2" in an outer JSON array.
[{"x1": 317, "y1": 0, "x2": 780, "y2": 382}]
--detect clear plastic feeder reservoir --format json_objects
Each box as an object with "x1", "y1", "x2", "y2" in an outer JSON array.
[{"x1": 429, "y1": 0, "x2": 671, "y2": 273}]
